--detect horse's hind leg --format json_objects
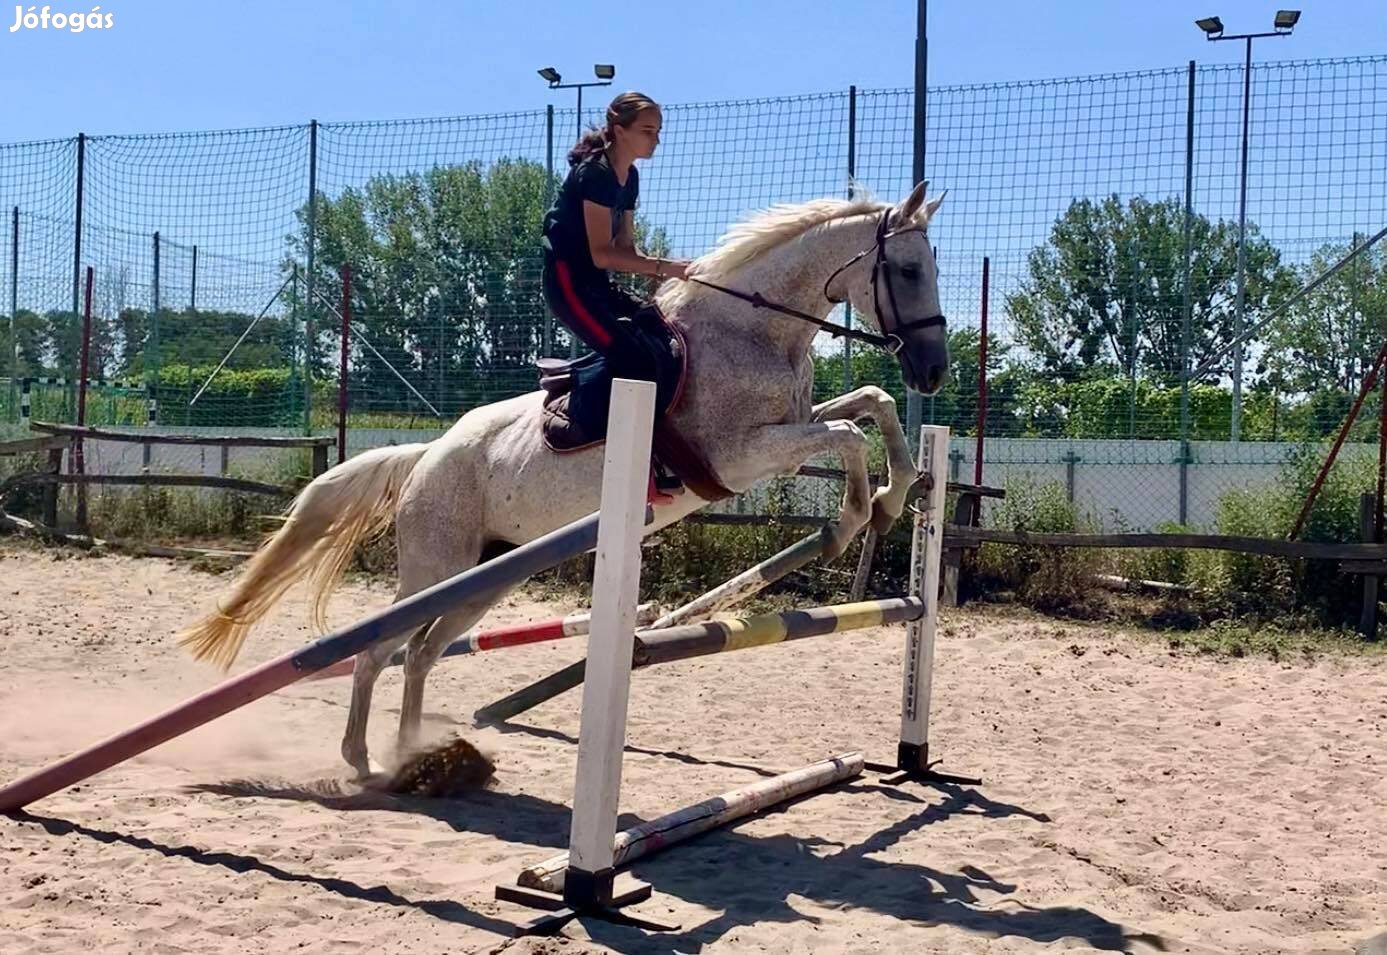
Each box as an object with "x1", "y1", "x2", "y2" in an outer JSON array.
[
  {"x1": 397, "y1": 596, "x2": 503, "y2": 755},
  {"x1": 340, "y1": 517, "x2": 485, "y2": 777},
  {"x1": 341, "y1": 626, "x2": 422, "y2": 778}
]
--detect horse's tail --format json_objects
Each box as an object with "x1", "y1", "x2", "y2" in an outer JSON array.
[{"x1": 176, "y1": 442, "x2": 432, "y2": 670}]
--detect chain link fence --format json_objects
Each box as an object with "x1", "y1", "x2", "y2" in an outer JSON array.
[{"x1": 2, "y1": 55, "x2": 1385, "y2": 531}]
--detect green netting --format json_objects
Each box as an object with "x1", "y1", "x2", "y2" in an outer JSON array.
[{"x1": 2, "y1": 57, "x2": 1385, "y2": 528}]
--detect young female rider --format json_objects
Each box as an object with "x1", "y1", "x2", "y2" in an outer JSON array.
[{"x1": 540, "y1": 90, "x2": 693, "y2": 503}]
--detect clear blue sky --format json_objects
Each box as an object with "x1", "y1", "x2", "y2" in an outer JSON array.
[{"x1": 3, "y1": 0, "x2": 1384, "y2": 140}]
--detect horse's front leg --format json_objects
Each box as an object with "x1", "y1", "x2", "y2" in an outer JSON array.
[
  {"x1": 746, "y1": 420, "x2": 872, "y2": 560},
  {"x1": 811, "y1": 386, "x2": 915, "y2": 534}
]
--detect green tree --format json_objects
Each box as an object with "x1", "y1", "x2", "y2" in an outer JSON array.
[
  {"x1": 1263, "y1": 235, "x2": 1385, "y2": 396},
  {"x1": 1007, "y1": 195, "x2": 1294, "y2": 383},
  {"x1": 118, "y1": 307, "x2": 294, "y2": 378},
  {"x1": 0, "y1": 308, "x2": 47, "y2": 376}
]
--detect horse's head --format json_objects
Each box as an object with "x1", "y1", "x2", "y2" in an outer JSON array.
[{"x1": 827, "y1": 182, "x2": 950, "y2": 395}]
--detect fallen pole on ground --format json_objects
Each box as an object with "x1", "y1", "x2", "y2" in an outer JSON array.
[
  {"x1": 515, "y1": 751, "x2": 865, "y2": 894},
  {"x1": 0, "y1": 510, "x2": 607, "y2": 812}
]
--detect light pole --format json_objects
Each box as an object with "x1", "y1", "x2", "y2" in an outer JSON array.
[
  {"x1": 538, "y1": 64, "x2": 616, "y2": 143},
  {"x1": 1195, "y1": 9, "x2": 1299, "y2": 442}
]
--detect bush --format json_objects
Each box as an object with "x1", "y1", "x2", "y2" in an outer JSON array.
[{"x1": 972, "y1": 477, "x2": 1106, "y2": 614}]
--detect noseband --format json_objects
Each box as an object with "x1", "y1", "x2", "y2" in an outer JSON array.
[{"x1": 687, "y1": 209, "x2": 948, "y2": 354}]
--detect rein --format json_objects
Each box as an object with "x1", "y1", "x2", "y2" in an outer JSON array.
[{"x1": 686, "y1": 210, "x2": 947, "y2": 355}]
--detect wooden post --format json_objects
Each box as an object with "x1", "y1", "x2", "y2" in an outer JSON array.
[
  {"x1": 42, "y1": 446, "x2": 61, "y2": 527},
  {"x1": 564, "y1": 378, "x2": 656, "y2": 909},
  {"x1": 942, "y1": 492, "x2": 978, "y2": 608},
  {"x1": 311, "y1": 443, "x2": 328, "y2": 477},
  {"x1": 1360, "y1": 492, "x2": 1380, "y2": 641},
  {"x1": 849, "y1": 527, "x2": 878, "y2": 601}
]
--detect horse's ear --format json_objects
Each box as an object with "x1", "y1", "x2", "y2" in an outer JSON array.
[
  {"x1": 891, "y1": 180, "x2": 928, "y2": 226},
  {"x1": 924, "y1": 189, "x2": 948, "y2": 221}
]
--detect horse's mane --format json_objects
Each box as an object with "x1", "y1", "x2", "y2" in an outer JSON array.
[{"x1": 658, "y1": 195, "x2": 889, "y2": 310}]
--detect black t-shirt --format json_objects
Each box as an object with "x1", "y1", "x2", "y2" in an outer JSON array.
[{"x1": 542, "y1": 152, "x2": 639, "y2": 286}]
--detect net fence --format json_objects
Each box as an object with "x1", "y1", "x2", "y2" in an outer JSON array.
[{"x1": 3, "y1": 55, "x2": 1384, "y2": 530}]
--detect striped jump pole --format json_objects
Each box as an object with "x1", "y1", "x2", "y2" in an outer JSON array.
[
  {"x1": 306, "y1": 603, "x2": 659, "y2": 682},
  {"x1": 632, "y1": 596, "x2": 923, "y2": 668},
  {"x1": 0, "y1": 382, "x2": 660, "y2": 814},
  {"x1": 474, "y1": 529, "x2": 831, "y2": 724}
]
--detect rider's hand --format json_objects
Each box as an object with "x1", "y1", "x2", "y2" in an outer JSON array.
[{"x1": 659, "y1": 259, "x2": 693, "y2": 281}]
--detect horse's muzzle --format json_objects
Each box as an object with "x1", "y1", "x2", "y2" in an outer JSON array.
[{"x1": 899, "y1": 335, "x2": 950, "y2": 396}]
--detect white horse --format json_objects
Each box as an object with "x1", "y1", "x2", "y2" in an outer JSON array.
[{"x1": 177, "y1": 183, "x2": 950, "y2": 777}]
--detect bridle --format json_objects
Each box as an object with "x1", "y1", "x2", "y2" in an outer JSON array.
[{"x1": 686, "y1": 209, "x2": 948, "y2": 355}]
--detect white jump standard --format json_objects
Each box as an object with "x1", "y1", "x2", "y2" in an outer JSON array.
[{"x1": 496, "y1": 385, "x2": 974, "y2": 935}]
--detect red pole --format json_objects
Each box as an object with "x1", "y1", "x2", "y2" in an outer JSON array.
[
  {"x1": 975, "y1": 256, "x2": 989, "y2": 487},
  {"x1": 1290, "y1": 338, "x2": 1387, "y2": 540},
  {"x1": 1377, "y1": 340, "x2": 1386, "y2": 541},
  {"x1": 337, "y1": 264, "x2": 350, "y2": 465}
]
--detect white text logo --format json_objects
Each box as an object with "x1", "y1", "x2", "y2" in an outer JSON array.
[{"x1": 9, "y1": 5, "x2": 113, "y2": 33}]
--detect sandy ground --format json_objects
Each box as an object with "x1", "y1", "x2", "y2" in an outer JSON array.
[{"x1": 1, "y1": 541, "x2": 1385, "y2": 954}]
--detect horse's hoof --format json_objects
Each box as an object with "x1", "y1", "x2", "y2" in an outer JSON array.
[{"x1": 821, "y1": 527, "x2": 852, "y2": 561}]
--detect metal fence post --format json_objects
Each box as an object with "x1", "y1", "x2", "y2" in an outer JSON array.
[
  {"x1": 70, "y1": 133, "x2": 85, "y2": 421},
  {"x1": 544, "y1": 104, "x2": 555, "y2": 359},
  {"x1": 905, "y1": 0, "x2": 927, "y2": 452},
  {"x1": 9, "y1": 206, "x2": 17, "y2": 423},
  {"x1": 1179, "y1": 60, "x2": 1196, "y2": 526},
  {"x1": 1063, "y1": 450, "x2": 1080, "y2": 504},
  {"x1": 149, "y1": 231, "x2": 160, "y2": 425},
  {"x1": 844, "y1": 85, "x2": 856, "y2": 394},
  {"x1": 304, "y1": 119, "x2": 319, "y2": 435}
]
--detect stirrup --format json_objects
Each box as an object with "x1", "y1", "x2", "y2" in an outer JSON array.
[{"x1": 653, "y1": 460, "x2": 684, "y2": 493}]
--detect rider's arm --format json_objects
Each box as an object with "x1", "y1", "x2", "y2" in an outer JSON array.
[{"x1": 584, "y1": 201, "x2": 678, "y2": 278}]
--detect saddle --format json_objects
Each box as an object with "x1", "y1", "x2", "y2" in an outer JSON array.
[{"x1": 539, "y1": 304, "x2": 734, "y2": 502}]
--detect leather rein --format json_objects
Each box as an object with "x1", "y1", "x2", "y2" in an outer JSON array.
[{"x1": 685, "y1": 209, "x2": 947, "y2": 354}]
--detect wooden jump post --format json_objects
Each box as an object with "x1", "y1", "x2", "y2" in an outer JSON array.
[
  {"x1": 0, "y1": 380, "x2": 673, "y2": 814},
  {"x1": 498, "y1": 423, "x2": 968, "y2": 936}
]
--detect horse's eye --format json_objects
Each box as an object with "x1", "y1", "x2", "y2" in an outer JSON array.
[{"x1": 899, "y1": 264, "x2": 921, "y2": 280}]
